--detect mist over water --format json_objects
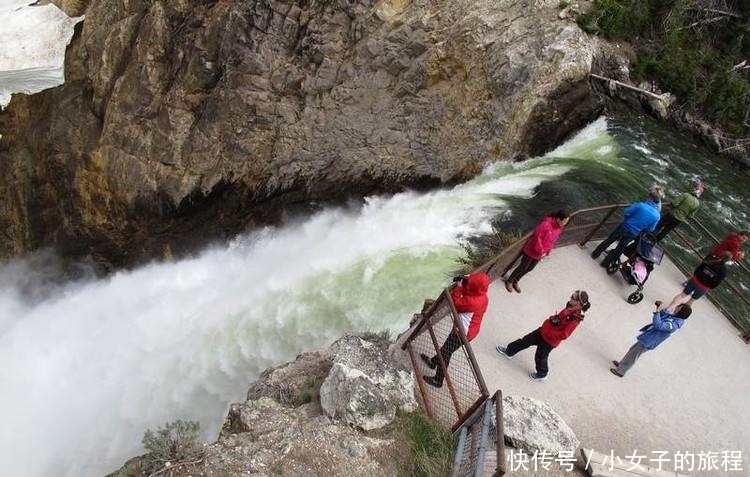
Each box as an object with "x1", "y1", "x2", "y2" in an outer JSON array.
[
  {"x1": 0, "y1": 122, "x2": 596, "y2": 477},
  {"x1": 2, "y1": 113, "x2": 748, "y2": 477}
]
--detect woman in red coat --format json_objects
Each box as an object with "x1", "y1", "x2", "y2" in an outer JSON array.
[
  {"x1": 421, "y1": 272, "x2": 490, "y2": 387},
  {"x1": 707, "y1": 230, "x2": 749, "y2": 262},
  {"x1": 496, "y1": 290, "x2": 590, "y2": 381},
  {"x1": 505, "y1": 210, "x2": 570, "y2": 293}
]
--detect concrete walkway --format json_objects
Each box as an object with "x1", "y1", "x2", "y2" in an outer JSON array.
[{"x1": 472, "y1": 243, "x2": 749, "y2": 476}]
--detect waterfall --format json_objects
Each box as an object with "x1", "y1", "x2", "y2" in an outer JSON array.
[{"x1": 0, "y1": 121, "x2": 612, "y2": 477}]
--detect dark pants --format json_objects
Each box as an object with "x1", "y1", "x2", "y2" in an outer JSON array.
[
  {"x1": 654, "y1": 213, "x2": 681, "y2": 242},
  {"x1": 429, "y1": 331, "x2": 463, "y2": 383},
  {"x1": 591, "y1": 224, "x2": 636, "y2": 268},
  {"x1": 505, "y1": 328, "x2": 554, "y2": 377},
  {"x1": 507, "y1": 253, "x2": 540, "y2": 284}
]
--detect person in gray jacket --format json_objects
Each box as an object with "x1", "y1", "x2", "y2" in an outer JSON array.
[{"x1": 610, "y1": 301, "x2": 692, "y2": 377}]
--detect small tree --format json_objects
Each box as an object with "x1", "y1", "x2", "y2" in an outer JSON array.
[{"x1": 142, "y1": 420, "x2": 203, "y2": 472}]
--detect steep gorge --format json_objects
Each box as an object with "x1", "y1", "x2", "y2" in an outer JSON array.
[{"x1": 0, "y1": 0, "x2": 606, "y2": 270}]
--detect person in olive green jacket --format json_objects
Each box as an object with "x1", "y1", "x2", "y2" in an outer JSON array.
[{"x1": 654, "y1": 183, "x2": 704, "y2": 242}]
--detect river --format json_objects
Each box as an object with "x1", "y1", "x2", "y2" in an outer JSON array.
[{"x1": 0, "y1": 112, "x2": 747, "y2": 477}]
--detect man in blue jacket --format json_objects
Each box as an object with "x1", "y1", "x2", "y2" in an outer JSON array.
[
  {"x1": 610, "y1": 302, "x2": 692, "y2": 377},
  {"x1": 591, "y1": 192, "x2": 661, "y2": 269}
]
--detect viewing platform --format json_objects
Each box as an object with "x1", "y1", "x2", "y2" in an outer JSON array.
[
  {"x1": 403, "y1": 205, "x2": 749, "y2": 476},
  {"x1": 475, "y1": 242, "x2": 749, "y2": 475}
]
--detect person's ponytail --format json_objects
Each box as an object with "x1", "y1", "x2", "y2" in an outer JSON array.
[{"x1": 579, "y1": 291, "x2": 591, "y2": 312}]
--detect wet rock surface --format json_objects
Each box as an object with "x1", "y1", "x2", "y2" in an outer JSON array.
[
  {"x1": 2, "y1": 5, "x2": 612, "y2": 475},
  {"x1": 0, "y1": 0, "x2": 605, "y2": 269}
]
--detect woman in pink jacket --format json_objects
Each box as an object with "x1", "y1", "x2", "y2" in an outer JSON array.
[{"x1": 505, "y1": 210, "x2": 570, "y2": 293}]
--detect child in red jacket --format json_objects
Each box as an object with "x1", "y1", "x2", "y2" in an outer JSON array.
[
  {"x1": 496, "y1": 290, "x2": 590, "y2": 381},
  {"x1": 421, "y1": 272, "x2": 490, "y2": 388}
]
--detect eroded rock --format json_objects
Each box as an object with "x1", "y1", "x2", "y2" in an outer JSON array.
[
  {"x1": 320, "y1": 334, "x2": 417, "y2": 430},
  {"x1": 502, "y1": 395, "x2": 580, "y2": 455}
]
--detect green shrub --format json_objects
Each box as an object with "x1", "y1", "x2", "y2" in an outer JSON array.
[
  {"x1": 456, "y1": 229, "x2": 522, "y2": 271},
  {"x1": 300, "y1": 376, "x2": 318, "y2": 404},
  {"x1": 141, "y1": 420, "x2": 203, "y2": 471},
  {"x1": 394, "y1": 409, "x2": 454, "y2": 477}
]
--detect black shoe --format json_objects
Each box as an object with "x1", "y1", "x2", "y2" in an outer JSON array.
[
  {"x1": 419, "y1": 353, "x2": 436, "y2": 370},
  {"x1": 591, "y1": 252, "x2": 599, "y2": 260},
  {"x1": 610, "y1": 368, "x2": 624, "y2": 378},
  {"x1": 654, "y1": 301, "x2": 662, "y2": 307},
  {"x1": 423, "y1": 375, "x2": 443, "y2": 388},
  {"x1": 612, "y1": 360, "x2": 620, "y2": 367}
]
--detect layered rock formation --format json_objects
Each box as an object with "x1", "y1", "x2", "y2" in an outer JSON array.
[{"x1": 0, "y1": 0, "x2": 605, "y2": 269}]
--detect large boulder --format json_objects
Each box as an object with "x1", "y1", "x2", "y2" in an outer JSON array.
[
  {"x1": 502, "y1": 395, "x2": 580, "y2": 455},
  {"x1": 319, "y1": 334, "x2": 417, "y2": 430}
]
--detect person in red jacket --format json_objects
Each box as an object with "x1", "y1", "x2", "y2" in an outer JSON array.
[
  {"x1": 422, "y1": 272, "x2": 490, "y2": 388},
  {"x1": 496, "y1": 290, "x2": 590, "y2": 381},
  {"x1": 505, "y1": 210, "x2": 570, "y2": 293},
  {"x1": 706, "y1": 230, "x2": 749, "y2": 262}
]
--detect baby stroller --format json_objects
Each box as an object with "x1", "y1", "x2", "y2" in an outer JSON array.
[{"x1": 606, "y1": 232, "x2": 664, "y2": 304}]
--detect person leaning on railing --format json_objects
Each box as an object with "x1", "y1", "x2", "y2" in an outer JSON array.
[
  {"x1": 667, "y1": 251, "x2": 733, "y2": 309},
  {"x1": 421, "y1": 272, "x2": 490, "y2": 388},
  {"x1": 705, "y1": 230, "x2": 749, "y2": 262},
  {"x1": 654, "y1": 183, "x2": 703, "y2": 242},
  {"x1": 504, "y1": 210, "x2": 570, "y2": 294},
  {"x1": 590, "y1": 191, "x2": 661, "y2": 269}
]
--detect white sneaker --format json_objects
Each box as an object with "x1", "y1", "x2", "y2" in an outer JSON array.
[
  {"x1": 496, "y1": 346, "x2": 513, "y2": 359},
  {"x1": 529, "y1": 372, "x2": 548, "y2": 381}
]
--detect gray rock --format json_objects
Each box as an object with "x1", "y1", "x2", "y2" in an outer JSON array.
[
  {"x1": 501, "y1": 395, "x2": 580, "y2": 456},
  {"x1": 319, "y1": 335, "x2": 417, "y2": 430}
]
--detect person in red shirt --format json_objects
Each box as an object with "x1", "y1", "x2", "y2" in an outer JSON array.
[
  {"x1": 707, "y1": 230, "x2": 749, "y2": 262},
  {"x1": 496, "y1": 290, "x2": 590, "y2": 381},
  {"x1": 505, "y1": 210, "x2": 570, "y2": 293},
  {"x1": 421, "y1": 272, "x2": 490, "y2": 388}
]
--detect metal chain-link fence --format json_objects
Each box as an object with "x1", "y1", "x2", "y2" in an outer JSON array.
[{"x1": 403, "y1": 288, "x2": 489, "y2": 432}]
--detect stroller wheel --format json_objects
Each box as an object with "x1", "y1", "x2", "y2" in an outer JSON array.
[
  {"x1": 627, "y1": 291, "x2": 644, "y2": 304},
  {"x1": 606, "y1": 261, "x2": 619, "y2": 275}
]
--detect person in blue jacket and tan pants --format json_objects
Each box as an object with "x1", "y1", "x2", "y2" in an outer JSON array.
[{"x1": 610, "y1": 301, "x2": 692, "y2": 377}]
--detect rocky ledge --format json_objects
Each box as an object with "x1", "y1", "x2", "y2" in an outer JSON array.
[{"x1": 105, "y1": 333, "x2": 583, "y2": 477}]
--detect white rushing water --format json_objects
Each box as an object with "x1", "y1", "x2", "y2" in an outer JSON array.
[{"x1": 0, "y1": 119, "x2": 611, "y2": 477}]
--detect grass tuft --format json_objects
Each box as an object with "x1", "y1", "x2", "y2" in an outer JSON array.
[{"x1": 392, "y1": 409, "x2": 453, "y2": 477}]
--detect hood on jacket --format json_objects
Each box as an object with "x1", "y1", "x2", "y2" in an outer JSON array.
[
  {"x1": 543, "y1": 215, "x2": 564, "y2": 229},
  {"x1": 464, "y1": 273, "x2": 490, "y2": 296}
]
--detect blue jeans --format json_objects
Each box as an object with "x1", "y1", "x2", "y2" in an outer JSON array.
[{"x1": 591, "y1": 224, "x2": 636, "y2": 267}]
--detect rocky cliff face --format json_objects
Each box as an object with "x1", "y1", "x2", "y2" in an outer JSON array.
[{"x1": 0, "y1": 0, "x2": 604, "y2": 269}]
